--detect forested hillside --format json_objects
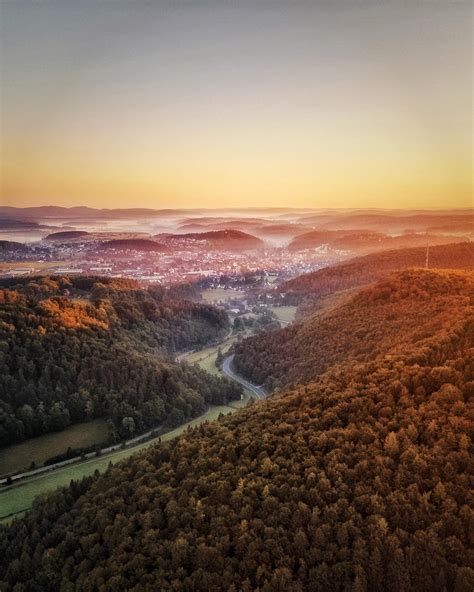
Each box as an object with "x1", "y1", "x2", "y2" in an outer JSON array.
[
  {"x1": 0, "y1": 276, "x2": 240, "y2": 445},
  {"x1": 280, "y1": 242, "x2": 473, "y2": 310},
  {"x1": 0, "y1": 268, "x2": 472, "y2": 591},
  {"x1": 234, "y1": 269, "x2": 473, "y2": 390}
]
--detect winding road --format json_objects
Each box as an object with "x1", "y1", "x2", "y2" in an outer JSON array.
[
  {"x1": 222, "y1": 354, "x2": 266, "y2": 399},
  {"x1": 0, "y1": 351, "x2": 266, "y2": 487}
]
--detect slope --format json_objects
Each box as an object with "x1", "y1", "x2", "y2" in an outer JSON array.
[
  {"x1": 234, "y1": 269, "x2": 473, "y2": 390},
  {"x1": 280, "y1": 241, "x2": 473, "y2": 309},
  {"x1": 0, "y1": 269, "x2": 472, "y2": 591}
]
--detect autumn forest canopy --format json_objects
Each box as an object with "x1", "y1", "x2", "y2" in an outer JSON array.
[
  {"x1": 1, "y1": 0, "x2": 473, "y2": 585},
  {"x1": 0, "y1": 264, "x2": 472, "y2": 591}
]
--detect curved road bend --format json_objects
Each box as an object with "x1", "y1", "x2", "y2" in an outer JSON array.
[{"x1": 222, "y1": 354, "x2": 266, "y2": 400}]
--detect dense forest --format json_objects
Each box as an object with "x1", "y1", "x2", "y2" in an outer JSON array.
[
  {"x1": 234, "y1": 269, "x2": 474, "y2": 391},
  {"x1": 280, "y1": 242, "x2": 474, "y2": 310},
  {"x1": 0, "y1": 268, "x2": 472, "y2": 590},
  {"x1": 0, "y1": 276, "x2": 240, "y2": 446}
]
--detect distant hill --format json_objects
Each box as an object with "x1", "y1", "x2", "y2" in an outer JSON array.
[
  {"x1": 0, "y1": 219, "x2": 42, "y2": 230},
  {"x1": 257, "y1": 223, "x2": 313, "y2": 236},
  {"x1": 280, "y1": 242, "x2": 474, "y2": 306},
  {"x1": 289, "y1": 229, "x2": 462, "y2": 252},
  {"x1": 45, "y1": 231, "x2": 90, "y2": 241},
  {"x1": 0, "y1": 276, "x2": 239, "y2": 447},
  {"x1": 158, "y1": 229, "x2": 264, "y2": 250},
  {"x1": 98, "y1": 238, "x2": 169, "y2": 252},
  {"x1": 2, "y1": 268, "x2": 472, "y2": 590},
  {"x1": 0, "y1": 206, "x2": 195, "y2": 220},
  {"x1": 289, "y1": 229, "x2": 384, "y2": 250},
  {"x1": 296, "y1": 210, "x2": 473, "y2": 234}
]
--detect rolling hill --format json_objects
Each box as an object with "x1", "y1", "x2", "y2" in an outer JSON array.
[
  {"x1": 0, "y1": 268, "x2": 472, "y2": 591},
  {"x1": 234, "y1": 268, "x2": 474, "y2": 390},
  {"x1": 45, "y1": 231, "x2": 90, "y2": 241},
  {"x1": 296, "y1": 210, "x2": 473, "y2": 234},
  {"x1": 0, "y1": 241, "x2": 28, "y2": 252},
  {"x1": 280, "y1": 242, "x2": 474, "y2": 308},
  {"x1": 97, "y1": 238, "x2": 169, "y2": 252},
  {"x1": 158, "y1": 229, "x2": 264, "y2": 250}
]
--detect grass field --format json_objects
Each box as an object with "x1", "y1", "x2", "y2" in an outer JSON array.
[
  {"x1": 183, "y1": 335, "x2": 253, "y2": 406},
  {"x1": 185, "y1": 335, "x2": 238, "y2": 376},
  {"x1": 0, "y1": 332, "x2": 256, "y2": 524},
  {"x1": 269, "y1": 305, "x2": 297, "y2": 323},
  {"x1": 201, "y1": 288, "x2": 245, "y2": 303},
  {"x1": 0, "y1": 418, "x2": 109, "y2": 476},
  {"x1": 0, "y1": 405, "x2": 237, "y2": 524},
  {"x1": 0, "y1": 260, "x2": 70, "y2": 272}
]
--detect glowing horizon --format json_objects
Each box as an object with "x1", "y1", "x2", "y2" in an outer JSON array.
[{"x1": 1, "y1": 2, "x2": 472, "y2": 210}]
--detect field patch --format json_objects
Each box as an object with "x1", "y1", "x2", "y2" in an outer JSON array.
[
  {"x1": 0, "y1": 419, "x2": 109, "y2": 476},
  {"x1": 0, "y1": 405, "x2": 236, "y2": 524},
  {"x1": 269, "y1": 305, "x2": 297, "y2": 323},
  {"x1": 201, "y1": 288, "x2": 245, "y2": 303}
]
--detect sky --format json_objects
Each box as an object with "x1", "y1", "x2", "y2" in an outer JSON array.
[{"x1": 1, "y1": 1, "x2": 472, "y2": 210}]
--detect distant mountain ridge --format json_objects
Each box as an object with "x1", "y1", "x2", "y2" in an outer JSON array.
[{"x1": 280, "y1": 242, "x2": 474, "y2": 307}]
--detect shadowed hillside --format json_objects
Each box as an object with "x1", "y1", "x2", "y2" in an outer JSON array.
[{"x1": 0, "y1": 276, "x2": 240, "y2": 446}]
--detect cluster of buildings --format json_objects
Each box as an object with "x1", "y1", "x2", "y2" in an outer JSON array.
[{"x1": 0, "y1": 239, "x2": 336, "y2": 286}]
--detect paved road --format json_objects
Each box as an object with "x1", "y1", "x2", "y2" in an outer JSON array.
[{"x1": 222, "y1": 354, "x2": 266, "y2": 400}]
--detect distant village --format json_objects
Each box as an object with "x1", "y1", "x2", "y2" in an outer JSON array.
[{"x1": 0, "y1": 238, "x2": 335, "y2": 289}]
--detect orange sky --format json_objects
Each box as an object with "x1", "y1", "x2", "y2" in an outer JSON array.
[{"x1": 1, "y1": 2, "x2": 472, "y2": 210}]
